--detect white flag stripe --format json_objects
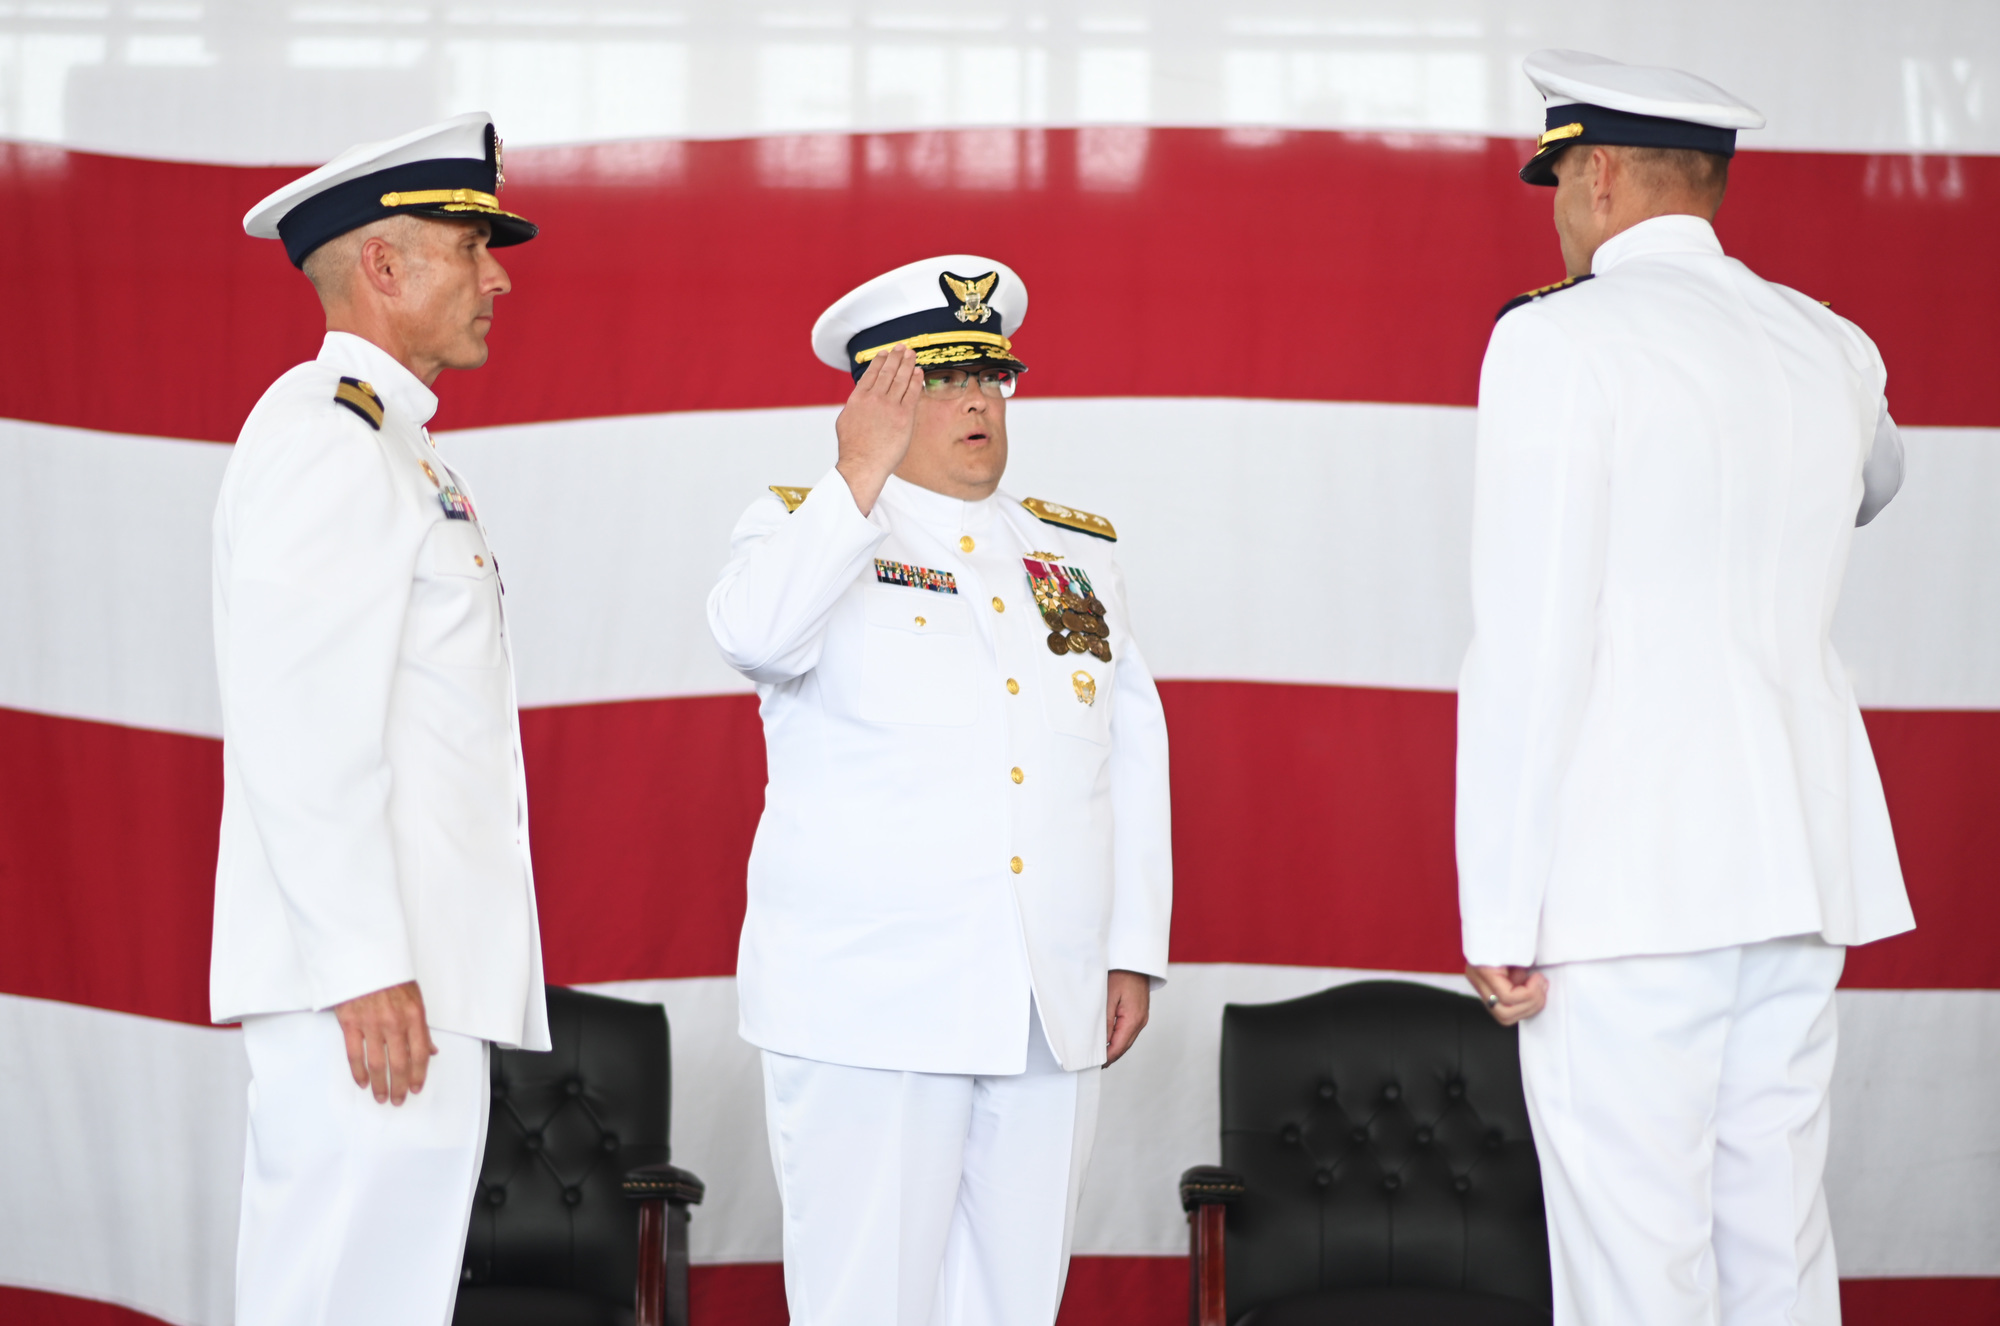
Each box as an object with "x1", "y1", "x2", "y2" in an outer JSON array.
[
  {"x1": 4, "y1": 974, "x2": 1996, "y2": 1325},
  {"x1": 1, "y1": 405, "x2": 1994, "y2": 741},
  {"x1": 0, "y1": 996, "x2": 244, "y2": 1326}
]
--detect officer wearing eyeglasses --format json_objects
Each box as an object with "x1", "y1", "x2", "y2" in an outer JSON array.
[{"x1": 707, "y1": 255, "x2": 1172, "y2": 1326}]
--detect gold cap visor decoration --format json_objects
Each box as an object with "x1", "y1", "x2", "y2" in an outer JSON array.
[{"x1": 851, "y1": 329, "x2": 1023, "y2": 371}]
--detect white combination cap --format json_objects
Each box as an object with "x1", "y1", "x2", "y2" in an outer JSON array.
[
  {"x1": 1518, "y1": 50, "x2": 1765, "y2": 185},
  {"x1": 811, "y1": 255, "x2": 1029, "y2": 379},
  {"x1": 243, "y1": 111, "x2": 536, "y2": 266}
]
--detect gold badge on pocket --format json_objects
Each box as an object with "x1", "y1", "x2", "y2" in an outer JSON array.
[{"x1": 1071, "y1": 671, "x2": 1096, "y2": 706}]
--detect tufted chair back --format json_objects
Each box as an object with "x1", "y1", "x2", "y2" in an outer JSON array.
[
  {"x1": 1219, "y1": 980, "x2": 1550, "y2": 1322},
  {"x1": 456, "y1": 986, "x2": 671, "y2": 1326}
]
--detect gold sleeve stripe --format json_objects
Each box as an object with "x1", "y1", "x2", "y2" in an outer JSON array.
[
  {"x1": 1021, "y1": 497, "x2": 1116, "y2": 542},
  {"x1": 769, "y1": 485, "x2": 812, "y2": 513}
]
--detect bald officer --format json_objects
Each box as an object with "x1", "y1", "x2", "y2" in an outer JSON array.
[
  {"x1": 708, "y1": 256, "x2": 1173, "y2": 1326},
  {"x1": 214, "y1": 113, "x2": 546, "y2": 1325},
  {"x1": 1457, "y1": 53, "x2": 1913, "y2": 1325}
]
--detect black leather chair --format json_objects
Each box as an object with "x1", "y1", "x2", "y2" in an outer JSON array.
[
  {"x1": 455, "y1": 985, "x2": 705, "y2": 1326},
  {"x1": 1179, "y1": 981, "x2": 1551, "y2": 1326}
]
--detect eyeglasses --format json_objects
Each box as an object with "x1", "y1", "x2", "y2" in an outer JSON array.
[{"x1": 921, "y1": 367, "x2": 1018, "y2": 398}]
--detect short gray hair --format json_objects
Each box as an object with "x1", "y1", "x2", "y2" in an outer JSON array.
[
  {"x1": 300, "y1": 215, "x2": 427, "y2": 303},
  {"x1": 1616, "y1": 145, "x2": 1731, "y2": 203}
]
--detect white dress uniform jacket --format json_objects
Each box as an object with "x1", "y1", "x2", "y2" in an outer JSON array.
[
  {"x1": 708, "y1": 470, "x2": 1172, "y2": 1075},
  {"x1": 211, "y1": 331, "x2": 549, "y2": 1051},
  {"x1": 1458, "y1": 214, "x2": 1914, "y2": 968}
]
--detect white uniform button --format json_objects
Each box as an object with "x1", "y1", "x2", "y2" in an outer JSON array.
[
  {"x1": 960, "y1": 535, "x2": 975, "y2": 553},
  {"x1": 915, "y1": 615, "x2": 926, "y2": 627},
  {"x1": 1009, "y1": 856, "x2": 1023, "y2": 874},
  {"x1": 1006, "y1": 678, "x2": 1019, "y2": 694},
  {"x1": 1010, "y1": 767, "x2": 1024, "y2": 784},
  {"x1": 991, "y1": 596, "x2": 1005, "y2": 613}
]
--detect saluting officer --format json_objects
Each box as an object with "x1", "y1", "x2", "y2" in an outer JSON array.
[
  {"x1": 708, "y1": 255, "x2": 1173, "y2": 1326},
  {"x1": 1457, "y1": 53, "x2": 1913, "y2": 1325},
  {"x1": 214, "y1": 113, "x2": 547, "y2": 1325}
]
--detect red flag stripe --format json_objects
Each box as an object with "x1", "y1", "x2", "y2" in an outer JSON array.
[
  {"x1": 5, "y1": 1265, "x2": 1998, "y2": 1326},
  {"x1": 3, "y1": 687, "x2": 1994, "y2": 1029},
  {"x1": 0, "y1": 131, "x2": 1993, "y2": 445}
]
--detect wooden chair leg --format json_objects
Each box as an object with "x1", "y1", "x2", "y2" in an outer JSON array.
[
  {"x1": 1190, "y1": 1202, "x2": 1228, "y2": 1326},
  {"x1": 635, "y1": 1199, "x2": 667, "y2": 1326},
  {"x1": 632, "y1": 1160, "x2": 712, "y2": 1326},
  {"x1": 625, "y1": 1163, "x2": 706, "y2": 1326},
  {"x1": 664, "y1": 1202, "x2": 691, "y2": 1326},
  {"x1": 1178, "y1": 1165, "x2": 1243, "y2": 1326}
]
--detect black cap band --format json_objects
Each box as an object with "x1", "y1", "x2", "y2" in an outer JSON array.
[
  {"x1": 276, "y1": 130, "x2": 537, "y2": 266},
  {"x1": 843, "y1": 299, "x2": 1027, "y2": 380},
  {"x1": 1520, "y1": 103, "x2": 1738, "y2": 186}
]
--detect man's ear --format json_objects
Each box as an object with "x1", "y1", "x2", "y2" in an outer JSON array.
[
  {"x1": 358, "y1": 233, "x2": 401, "y2": 298},
  {"x1": 1587, "y1": 146, "x2": 1619, "y2": 211}
]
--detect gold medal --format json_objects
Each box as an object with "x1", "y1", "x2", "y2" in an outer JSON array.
[
  {"x1": 1046, "y1": 632, "x2": 1070, "y2": 655},
  {"x1": 1088, "y1": 637, "x2": 1112, "y2": 662},
  {"x1": 1066, "y1": 631, "x2": 1091, "y2": 654}
]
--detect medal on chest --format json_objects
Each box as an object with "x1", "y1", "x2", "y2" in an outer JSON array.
[
  {"x1": 1023, "y1": 556, "x2": 1112, "y2": 663},
  {"x1": 420, "y1": 459, "x2": 476, "y2": 522}
]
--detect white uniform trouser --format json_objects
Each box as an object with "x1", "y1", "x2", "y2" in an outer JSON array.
[
  {"x1": 235, "y1": 1011, "x2": 490, "y2": 1326},
  {"x1": 761, "y1": 1009, "x2": 1101, "y2": 1326},
  {"x1": 1519, "y1": 935, "x2": 1846, "y2": 1326}
]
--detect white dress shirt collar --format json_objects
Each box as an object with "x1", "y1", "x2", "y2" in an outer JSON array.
[
  {"x1": 317, "y1": 331, "x2": 440, "y2": 427},
  {"x1": 1591, "y1": 213, "x2": 1725, "y2": 276},
  {"x1": 879, "y1": 472, "x2": 1000, "y2": 532}
]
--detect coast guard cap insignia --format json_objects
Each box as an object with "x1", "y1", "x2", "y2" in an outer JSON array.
[{"x1": 943, "y1": 271, "x2": 998, "y2": 324}]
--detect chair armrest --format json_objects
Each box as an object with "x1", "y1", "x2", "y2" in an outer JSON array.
[
  {"x1": 1178, "y1": 1165, "x2": 1245, "y2": 1213},
  {"x1": 625, "y1": 1166, "x2": 703, "y2": 1326},
  {"x1": 1179, "y1": 1167, "x2": 1243, "y2": 1326},
  {"x1": 622, "y1": 1163, "x2": 705, "y2": 1207}
]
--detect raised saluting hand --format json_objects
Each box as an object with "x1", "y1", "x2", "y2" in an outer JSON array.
[{"x1": 834, "y1": 342, "x2": 924, "y2": 516}]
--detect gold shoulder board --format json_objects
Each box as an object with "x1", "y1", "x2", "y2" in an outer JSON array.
[
  {"x1": 1021, "y1": 497, "x2": 1116, "y2": 542},
  {"x1": 333, "y1": 376, "x2": 384, "y2": 430},
  {"x1": 769, "y1": 485, "x2": 812, "y2": 513},
  {"x1": 1494, "y1": 273, "x2": 1594, "y2": 323}
]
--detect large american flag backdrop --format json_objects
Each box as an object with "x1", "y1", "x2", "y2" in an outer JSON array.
[{"x1": 2, "y1": 4, "x2": 1996, "y2": 1323}]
